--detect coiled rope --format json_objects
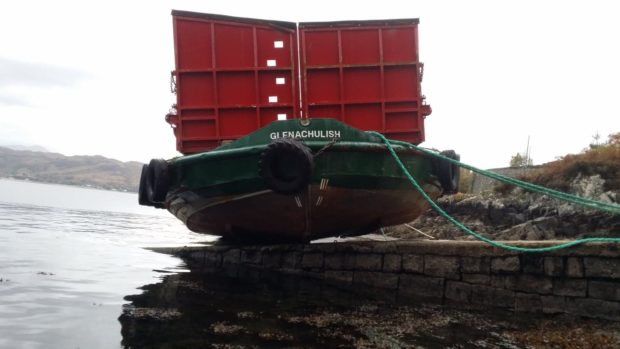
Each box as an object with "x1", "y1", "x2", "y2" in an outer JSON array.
[{"x1": 367, "y1": 131, "x2": 620, "y2": 252}]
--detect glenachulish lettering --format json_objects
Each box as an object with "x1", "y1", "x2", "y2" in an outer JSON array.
[{"x1": 269, "y1": 130, "x2": 341, "y2": 140}]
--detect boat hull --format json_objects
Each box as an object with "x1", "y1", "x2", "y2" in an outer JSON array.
[
  {"x1": 169, "y1": 180, "x2": 440, "y2": 242},
  {"x1": 141, "y1": 119, "x2": 452, "y2": 242}
]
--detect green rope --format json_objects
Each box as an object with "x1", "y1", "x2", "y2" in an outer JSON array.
[
  {"x1": 367, "y1": 131, "x2": 620, "y2": 252},
  {"x1": 387, "y1": 138, "x2": 620, "y2": 214}
]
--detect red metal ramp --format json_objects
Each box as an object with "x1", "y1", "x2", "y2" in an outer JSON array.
[
  {"x1": 169, "y1": 11, "x2": 299, "y2": 154},
  {"x1": 299, "y1": 19, "x2": 430, "y2": 145},
  {"x1": 168, "y1": 11, "x2": 430, "y2": 154}
]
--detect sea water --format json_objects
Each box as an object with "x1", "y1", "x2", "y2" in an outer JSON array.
[{"x1": 0, "y1": 179, "x2": 212, "y2": 349}]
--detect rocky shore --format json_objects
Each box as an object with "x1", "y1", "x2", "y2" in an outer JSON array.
[{"x1": 386, "y1": 174, "x2": 620, "y2": 242}]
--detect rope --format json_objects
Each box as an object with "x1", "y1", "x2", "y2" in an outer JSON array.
[
  {"x1": 367, "y1": 131, "x2": 620, "y2": 252},
  {"x1": 313, "y1": 138, "x2": 339, "y2": 158},
  {"x1": 386, "y1": 138, "x2": 620, "y2": 214}
]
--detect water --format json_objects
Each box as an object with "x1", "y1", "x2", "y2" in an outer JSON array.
[{"x1": 0, "y1": 179, "x2": 213, "y2": 349}]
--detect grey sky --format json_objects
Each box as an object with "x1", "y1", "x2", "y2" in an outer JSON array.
[
  {"x1": 0, "y1": 58, "x2": 87, "y2": 88},
  {"x1": 0, "y1": 0, "x2": 618, "y2": 169},
  {"x1": 0, "y1": 57, "x2": 87, "y2": 107}
]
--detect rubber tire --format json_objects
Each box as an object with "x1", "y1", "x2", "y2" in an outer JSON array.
[
  {"x1": 145, "y1": 158, "x2": 170, "y2": 205},
  {"x1": 138, "y1": 164, "x2": 151, "y2": 206},
  {"x1": 258, "y1": 138, "x2": 314, "y2": 195},
  {"x1": 434, "y1": 150, "x2": 460, "y2": 195}
]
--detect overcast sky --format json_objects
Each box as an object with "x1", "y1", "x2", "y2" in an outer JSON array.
[{"x1": 1, "y1": 0, "x2": 618, "y2": 169}]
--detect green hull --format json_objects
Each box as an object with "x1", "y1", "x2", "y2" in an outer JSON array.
[{"x1": 151, "y1": 119, "x2": 443, "y2": 241}]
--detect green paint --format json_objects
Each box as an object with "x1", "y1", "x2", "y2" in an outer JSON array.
[{"x1": 168, "y1": 119, "x2": 437, "y2": 195}]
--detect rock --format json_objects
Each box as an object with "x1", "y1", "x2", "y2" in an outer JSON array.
[
  {"x1": 599, "y1": 191, "x2": 615, "y2": 204},
  {"x1": 571, "y1": 174, "x2": 606, "y2": 199},
  {"x1": 390, "y1": 182, "x2": 619, "y2": 242}
]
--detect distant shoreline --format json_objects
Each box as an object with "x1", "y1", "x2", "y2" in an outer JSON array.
[
  {"x1": 0, "y1": 146, "x2": 141, "y2": 193},
  {"x1": 0, "y1": 177, "x2": 136, "y2": 194}
]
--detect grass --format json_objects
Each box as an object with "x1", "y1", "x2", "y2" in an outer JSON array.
[{"x1": 496, "y1": 134, "x2": 620, "y2": 194}]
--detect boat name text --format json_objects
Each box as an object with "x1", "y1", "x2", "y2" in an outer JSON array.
[{"x1": 269, "y1": 130, "x2": 341, "y2": 140}]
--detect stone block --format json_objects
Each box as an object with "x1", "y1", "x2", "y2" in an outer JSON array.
[
  {"x1": 241, "y1": 250, "x2": 262, "y2": 265},
  {"x1": 462, "y1": 257, "x2": 490, "y2": 274},
  {"x1": 301, "y1": 252, "x2": 323, "y2": 269},
  {"x1": 281, "y1": 252, "x2": 301, "y2": 269},
  {"x1": 424, "y1": 255, "x2": 460, "y2": 279},
  {"x1": 514, "y1": 275, "x2": 552, "y2": 294},
  {"x1": 324, "y1": 254, "x2": 344, "y2": 270},
  {"x1": 355, "y1": 254, "x2": 383, "y2": 271},
  {"x1": 189, "y1": 250, "x2": 205, "y2": 265},
  {"x1": 222, "y1": 249, "x2": 241, "y2": 265},
  {"x1": 491, "y1": 256, "x2": 520, "y2": 273},
  {"x1": 544, "y1": 257, "x2": 564, "y2": 276},
  {"x1": 399, "y1": 275, "x2": 444, "y2": 300},
  {"x1": 471, "y1": 285, "x2": 515, "y2": 308},
  {"x1": 205, "y1": 252, "x2": 222, "y2": 267},
  {"x1": 324, "y1": 270, "x2": 353, "y2": 285},
  {"x1": 343, "y1": 253, "x2": 357, "y2": 270},
  {"x1": 521, "y1": 255, "x2": 544, "y2": 274},
  {"x1": 570, "y1": 298, "x2": 620, "y2": 321},
  {"x1": 299, "y1": 278, "x2": 322, "y2": 295},
  {"x1": 515, "y1": 293, "x2": 542, "y2": 313},
  {"x1": 263, "y1": 252, "x2": 282, "y2": 269},
  {"x1": 237, "y1": 268, "x2": 261, "y2": 283},
  {"x1": 354, "y1": 271, "x2": 399, "y2": 289},
  {"x1": 552, "y1": 278, "x2": 587, "y2": 297},
  {"x1": 462, "y1": 273, "x2": 490, "y2": 285},
  {"x1": 566, "y1": 257, "x2": 584, "y2": 278},
  {"x1": 383, "y1": 254, "x2": 402, "y2": 272},
  {"x1": 541, "y1": 295, "x2": 566, "y2": 314},
  {"x1": 584, "y1": 257, "x2": 620, "y2": 279},
  {"x1": 402, "y1": 254, "x2": 424, "y2": 273},
  {"x1": 446, "y1": 281, "x2": 472, "y2": 302},
  {"x1": 490, "y1": 275, "x2": 516, "y2": 289},
  {"x1": 589, "y1": 280, "x2": 620, "y2": 301},
  {"x1": 220, "y1": 265, "x2": 239, "y2": 278}
]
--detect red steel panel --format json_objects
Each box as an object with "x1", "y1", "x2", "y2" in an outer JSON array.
[
  {"x1": 168, "y1": 11, "x2": 431, "y2": 154},
  {"x1": 170, "y1": 11, "x2": 298, "y2": 154},
  {"x1": 299, "y1": 19, "x2": 430, "y2": 144}
]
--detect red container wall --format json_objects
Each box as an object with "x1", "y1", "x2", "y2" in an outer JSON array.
[
  {"x1": 299, "y1": 20, "x2": 428, "y2": 144},
  {"x1": 169, "y1": 12, "x2": 431, "y2": 154},
  {"x1": 170, "y1": 11, "x2": 299, "y2": 154}
]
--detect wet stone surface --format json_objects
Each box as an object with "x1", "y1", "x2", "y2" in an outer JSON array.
[{"x1": 119, "y1": 270, "x2": 620, "y2": 348}]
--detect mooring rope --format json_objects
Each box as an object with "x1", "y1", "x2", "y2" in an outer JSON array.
[
  {"x1": 386, "y1": 138, "x2": 620, "y2": 214},
  {"x1": 367, "y1": 131, "x2": 620, "y2": 252}
]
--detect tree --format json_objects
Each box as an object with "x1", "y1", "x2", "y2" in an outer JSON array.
[
  {"x1": 509, "y1": 153, "x2": 533, "y2": 168},
  {"x1": 607, "y1": 132, "x2": 620, "y2": 147},
  {"x1": 589, "y1": 132, "x2": 602, "y2": 150},
  {"x1": 458, "y1": 168, "x2": 473, "y2": 193}
]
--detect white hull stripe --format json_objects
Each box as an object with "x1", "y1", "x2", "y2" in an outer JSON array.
[
  {"x1": 319, "y1": 178, "x2": 329, "y2": 191},
  {"x1": 294, "y1": 196, "x2": 302, "y2": 208},
  {"x1": 315, "y1": 195, "x2": 323, "y2": 207}
]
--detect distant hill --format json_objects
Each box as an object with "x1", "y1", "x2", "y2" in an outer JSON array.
[{"x1": 0, "y1": 146, "x2": 143, "y2": 192}]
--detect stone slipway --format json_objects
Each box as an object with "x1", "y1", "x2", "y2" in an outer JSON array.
[{"x1": 151, "y1": 240, "x2": 620, "y2": 321}]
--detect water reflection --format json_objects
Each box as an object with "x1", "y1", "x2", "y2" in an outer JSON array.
[{"x1": 118, "y1": 267, "x2": 527, "y2": 348}]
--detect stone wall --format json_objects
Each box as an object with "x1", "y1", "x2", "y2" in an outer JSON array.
[{"x1": 166, "y1": 240, "x2": 620, "y2": 321}]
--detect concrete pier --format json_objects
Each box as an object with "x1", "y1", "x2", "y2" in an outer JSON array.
[{"x1": 157, "y1": 240, "x2": 620, "y2": 321}]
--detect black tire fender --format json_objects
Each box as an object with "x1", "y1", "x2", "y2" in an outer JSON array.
[
  {"x1": 433, "y1": 150, "x2": 460, "y2": 195},
  {"x1": 258, "y1": 138, "x2": 314, "y2": 195},
  {"x1": 138, "y1": 164, "x2": 151, "y2": 206},
  {"x1": 145, "y1": 158, "x2": 170, "y2": 206}
]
